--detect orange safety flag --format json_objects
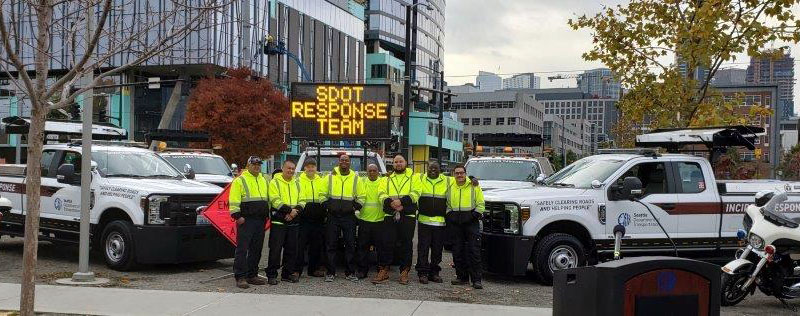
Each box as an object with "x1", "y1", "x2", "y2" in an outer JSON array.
[{"x1": 202, "y1": 184, "x2": 271, "y2": 246}]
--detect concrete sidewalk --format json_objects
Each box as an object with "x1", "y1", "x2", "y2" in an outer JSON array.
[{"x1": 0, "y1": 283, "x2": 552, "y2": 316}]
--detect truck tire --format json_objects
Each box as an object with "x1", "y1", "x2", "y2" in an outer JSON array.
[
  {"x1": 533, "y1": 233, "x2": 586, "y2": 286},
  {"x1": 101, "y1": 220, "x2": 137, "y2": 271}
]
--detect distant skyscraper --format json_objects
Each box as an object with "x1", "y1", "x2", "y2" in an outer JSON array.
[
  {"x1": 503, "y1": 73, "x2": 541, "y2": 89},
  {"x1": 713, "y1": 68, "x2": 747, "y2": 86},
  {"x1": 476, "y1": 71, "x2": 502, "y2": 92},
  {"x1": 746, "y1": 49, "x2": 796, "y2": 118},
  {"x1": 675, "y1": 55, "x2": 710, "y2": 83},
  {"x1": 577, "y1": 68, "x2": 620, "y2": 99}
]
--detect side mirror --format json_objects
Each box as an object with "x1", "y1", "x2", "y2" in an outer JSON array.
[
  {"x1": 621, "y1": 176, "x2": 643, "y2": 201},
  {"x1": 591, "y1": 179, "x2": 602, "y2": 189},
  {"x1": 56, "y1": 164, "x2": 79, "y2": 185},
  {"x1": 184, "y1": 164, "x2": 196, "y2": 180},
  {"x1": 230, "y1": 163, "x2": 237, "y2": 170},
  {"x1": 90, "y1": 160, "x2": 98, "y2": 171},
  {"x1": 536, "y1": 174, "x2": 546, "y2": 183}
]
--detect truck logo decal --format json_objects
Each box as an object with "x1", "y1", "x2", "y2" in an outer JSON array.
[
  {"x1": 617, "y1": 213, "x2": 631, "y2": 227},
  {"x1": 0, "y1": 182, "x2": 59, "y2": 197},
  {"x1": 786, "y1": 184, "x2": 792, "y2": 192},
  {"x1": 98, "y1": 185, "x2": 139, "y2": 200},
  {"x1": 534, "y1": 199, "x2": 595, "y2": 212},
  {"x1": 54, "y1": 198, "x2": 62, "y2": 211}
]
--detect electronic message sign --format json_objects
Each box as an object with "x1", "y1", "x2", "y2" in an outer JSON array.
[{"x1": 290, "y1": 83, "x2": 391, "y2": 140}]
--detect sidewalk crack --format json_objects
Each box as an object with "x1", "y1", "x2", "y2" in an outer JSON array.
[
  {"x1": 182, "y1": 290, "x2": 248, "y2": 316},
  {"x1": 409, "y1": 300, "x2": 424, "y2": 316}
]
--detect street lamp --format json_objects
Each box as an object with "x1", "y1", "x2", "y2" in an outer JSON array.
[{"x1": 402, "y1": 0, "x2": 434, "y2": 159}]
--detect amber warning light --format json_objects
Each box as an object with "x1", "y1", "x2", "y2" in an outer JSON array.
[{"x1": 290, "y1": 83, "x2": 391, "y2": 140}]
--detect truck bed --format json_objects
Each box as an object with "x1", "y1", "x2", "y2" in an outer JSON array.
[
  {"x1": 0, "y1": 164, "x2": 26, "y2": 177},
  {"x1": 719, "y1": 179, "x2": 800, "y2": 195}
]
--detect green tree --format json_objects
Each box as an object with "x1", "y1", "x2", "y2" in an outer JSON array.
[
  {"x1": 777, "y1": 145, "x2": 800, "y2": 180},
  {"x1": 569, "y1": 0, "x2": 800, "y2": 146}
]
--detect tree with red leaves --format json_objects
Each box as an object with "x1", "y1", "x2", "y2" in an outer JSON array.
[{"x1": 184, "y1": 68, "x2": 289, "y2": 165}]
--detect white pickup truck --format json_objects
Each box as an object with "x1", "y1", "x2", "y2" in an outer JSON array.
[
  {"x1": 0, "y1": 141, "x2": 231, "y2": 270},
  {"x1": 160, "y1": 150, "x2": 234, "y2": 188},
  {"x1": 296, "y1": 148, "x2": 388, "y2": 174},
  {"x1": 480, "y1": 150, "x2": 800, "y2": 284},
  {"x1": 464, "y1": 156, "x2": 554, "y2": 191}
]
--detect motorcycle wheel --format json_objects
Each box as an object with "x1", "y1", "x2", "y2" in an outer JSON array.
[{"x1": 721, "y1": 272, "x2": 752, "y2": 306}]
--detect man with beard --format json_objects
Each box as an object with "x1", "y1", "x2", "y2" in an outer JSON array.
[
  {"x1": 373, "y1": 155, "x2": 418, "y2": 285},
  {"x1": 322, "y1": 154, "x2": 365, "y2": 282}
]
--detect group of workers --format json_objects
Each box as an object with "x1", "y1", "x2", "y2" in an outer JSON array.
[{"x1": 228, "y1": 154, "x2": 486, "y2": 290}]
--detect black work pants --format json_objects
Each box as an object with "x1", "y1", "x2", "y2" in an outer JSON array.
[
  {"x1": 326, "y1": 214, "x2": 357, "y2": 276},
  {"x1": 298, "y1": 220, "x2": 326, "y2": 275},
  {"x1": 378, "y1": 215, "x2": 416, "y2": 269},
  {"x1": 416, "y1": 223, "x2": 445, "y2": 277},
  {"x1": 356, "y1": 219, "x2": 382, "y2": 274},
  {"x1": 233, "y1": 216, "x2": 266, "y2": 280},
  {"x1": 449, "y1": 219, "x2": 482, "y2": 283},
  {"x1": 266, "y1": 224, "x2": 299, "y2": 279}
]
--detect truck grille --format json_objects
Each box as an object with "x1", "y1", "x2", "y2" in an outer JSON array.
[
  {"x1": 483, "y1": 202, "x2": 511, "y2": 233},
  {"x1": 160, "y1": 194, "x2": 217, "y2": 226}
]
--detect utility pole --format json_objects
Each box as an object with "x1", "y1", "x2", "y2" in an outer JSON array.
[
  {"x1": 437, "y1": 69, "x2": 444, "y2": 166},
  {"x1": 74, "y1": 2, "x2": 97, "y2": 283},
  {"x1": 402, "y1": 3, "x2": 413, "y2": 159}
]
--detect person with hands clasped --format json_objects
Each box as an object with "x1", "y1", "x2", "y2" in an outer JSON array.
[
  {"x1": 321, "y1": 155, "x2": 366, "y2": 282},
  {"x1": 229, "y1": 156, "x2": 270, "y2": 289},
  {"x1": 446, "y1": 164, "x2": 485, "y2": 290},
  {"x1": 373, "y1": 155, "x2": 419, "y2": 285},
  {"x1": 267, "y1": 160, "x2": 304, "y2": 285}
]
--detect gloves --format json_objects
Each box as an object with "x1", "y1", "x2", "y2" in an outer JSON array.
[
  {"x1": 353, "y1": 202, "x2": 363, "y2": 211},
  {"x1": 231, "y1": 212, "x2": 242, "y2": 220},
  {"x1": 471, "y1": 211, "x2": 483, "y2": 221}
]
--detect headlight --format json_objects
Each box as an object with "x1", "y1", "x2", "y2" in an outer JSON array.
[
  {"x1": 143, "y1": 195, "x2": 169, "y2": 225},
  {"x1": 748, "y1": 233, "x2": 764, "y2": 250},
  {"x1": 504, "y1": 204, "x2": 520, "y2": 234}
]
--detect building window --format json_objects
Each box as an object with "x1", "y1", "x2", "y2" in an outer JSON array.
[
  {"x1": 461, "y1": 118, "x2": 469, "y2": 125},
  {"x1": 508, "y1": 117, "x2": 516, "y2": 125},
  {"x1": 371, "y1": 65, "x2": 386, "y2": 79},
  {"x1": 496, "y1": 118, "x2": 505, "y2": 125},
  {"x1": 483, "y1": 118, "x2": 491, "y2": 125},
  {"x1": 472, "y1": 118, "x2": 480, "y2": 125},
  {"x1": 326, "y1": 27, "x2": 332, "y2": 81}
]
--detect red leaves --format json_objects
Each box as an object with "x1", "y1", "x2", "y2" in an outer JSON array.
[{"x1": 184, "y1": 67, "x2": 289, "y2": 166}]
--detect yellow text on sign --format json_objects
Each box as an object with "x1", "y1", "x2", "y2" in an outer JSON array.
[{"x1": 291, "y1": 85, "x2": 388, "y2": 136}]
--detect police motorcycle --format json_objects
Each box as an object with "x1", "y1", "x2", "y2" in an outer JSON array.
[{"x1": 721, "y1": 190, "x2": 800, "y2": 307}]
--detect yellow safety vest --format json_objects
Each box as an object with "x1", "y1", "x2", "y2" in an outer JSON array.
[
  {"x1": 447, "y1": 180, "x2": 485, "y2": 213},
  {"x1": 269, "y1": 175, "x2": 304, "y2": 224},
  {"x1": 360, "y1": 176, "x2": 384, "y2": 222},
  {"x1": 414, "y1": 173, "x2": 450, "y2": 226},
  {"x1": 378, "y1": 168, "x2": 419, "y2": 217},
  {"x1": 229, "y1": 170, "x2": 270, "y2": 216}
]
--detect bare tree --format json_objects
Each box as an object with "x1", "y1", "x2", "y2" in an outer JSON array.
[{"x1": 0, "y1": 0, "x2": 229, "y2": 314}]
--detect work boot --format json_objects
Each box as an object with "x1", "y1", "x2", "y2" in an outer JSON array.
[
  {"x1": 357, "y1": 271, "x2": 368, "y2": 280},
  {"x1": 246, "y1": 276, "x2": 267, "y2": 285},
  {"x1": 312, "y1": 268, "x2": 326, "y2": 278},
  {"x1": 236, "y1": 279, "x2": 250, "y2": 289},
  {"x1": 325, "y1": 274, "x2": 335, "y2": 282},
  {"x1": 419, "y1": 275, "x2": 429, "y2": 284},
  {"x1": 399, "y1": 267, "x2": 410, "y2": 285},
  {"x1": 268, "y1": 277, "x2": 278, "y2": 285},
  {"x1": 288, "y1": 273, "x2": 300, "y2": 283},
  {"x1": 372, "y1": 266, "x2": 390, "y2": 284},
  {"x1": 472, "y1": 281, "x2": 483, "y2": 290},
  {"x1": 346, "y1": 274, "x2": 359, "y2": 282},
  {"x1": 451, "y1": 279, "x2": 469, "y2": 286},
  {"x1": 430, "y1": 274, "x2": 443, "y2": 283}
]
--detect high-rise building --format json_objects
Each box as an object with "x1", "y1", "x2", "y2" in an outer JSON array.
[
  {"x1": 503, "y1": 73, "x2": 541, "y2": 90},
  {"x1": 0, "y1": 0, "x2": 367, "y2": 162},
  {"x1": 577, "y1": 68, "x2": 620, "y2": 99},
  {"x1": 746, "y1": 49, "x2": 795, "y2": 118},
  {"x1": 535, "y1": 88, "x2": 618, "y2": 145},
  {"x1": 713, "y1": 68, "x2": 747, "y2": 86},
  {"x1": 675, "y1": 55, "x2": 710, "y2": 83},
  {"x1": 476, "y1": 71, "x2": 502, "y2": 92}
]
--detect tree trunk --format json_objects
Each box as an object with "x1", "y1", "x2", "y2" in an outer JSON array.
[{"x1": 19, "y1": 103, "x2": 46, "y2": 316}]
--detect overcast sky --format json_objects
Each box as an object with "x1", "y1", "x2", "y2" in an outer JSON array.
[{"x1": 443, "y1": 0, "x2": 800, "y2": 115}]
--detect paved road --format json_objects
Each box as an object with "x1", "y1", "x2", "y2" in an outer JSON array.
[{"x1": 1, "y1": 237, "x2": 798, "y2": 315}]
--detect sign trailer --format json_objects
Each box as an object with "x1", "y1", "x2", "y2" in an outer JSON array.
[{"x1": 290, "y1": 83, "x2": 391, "y2": 140}]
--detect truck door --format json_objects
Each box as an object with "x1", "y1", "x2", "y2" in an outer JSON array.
[
  {"x1": 606, "y1": 161, "x2": 679, "y2": 241},
  {"x1": 672, "y1": 161, "x2": 720, "y2": 240},
  {"x1": 43, "y1": 150, "x2": 82, "y2": 221}
]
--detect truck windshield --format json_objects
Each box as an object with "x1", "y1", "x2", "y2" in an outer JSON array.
[
  {"x1": 466, "y1": 160, "x2": 542, "y2": 182},
  {"x1": 543, "y1": 158, "x2": 625, "y2": 189},
  {"x1": 316, "y1": 155, "x2": 379, "y2": 172},
  {"x1": 162, "y1": 155, "x2": 232, "y2": 176},
  {"x1": 93, "y1": 151, "x2": 184, "y2": 179}
]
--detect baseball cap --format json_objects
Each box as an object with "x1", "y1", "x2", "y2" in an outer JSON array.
[{"x1": 248, "y1": 156, "x2": 263, "y2": 165}]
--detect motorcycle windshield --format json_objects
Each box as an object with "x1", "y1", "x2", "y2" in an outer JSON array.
[{"x1": 761, "y1": 207, "x2": 800, "y2": 229}]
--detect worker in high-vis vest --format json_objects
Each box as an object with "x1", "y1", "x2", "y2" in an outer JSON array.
[
  {"x1": 321, "y1": 154, "x2": 365, "y2": 282},
  {"x1": 446, "y1": 164, "x2": 485, "y2": 290},
  {"x1": 356, "y1": 163, "x2": 384, "y2": 280},
  {"x1": 296, "y1": 158, "x2": 328, "y2": 278},
  {"x1": 373, "y1": 155, "x2": 419, "y2": 285},
  {"x1": 413, "y1": 161, "x2": 450, "y2": 284},
  {"x1": 229, "y1": 156, "x2": 270, "y2": 289},
  {"x1": 267, "y1": 160, "x2": 305, "y2": 285}
]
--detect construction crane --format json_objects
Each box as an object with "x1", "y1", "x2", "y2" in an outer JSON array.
[{"x1": 547, "y1": 73, "x2": 613, "y2": 82}]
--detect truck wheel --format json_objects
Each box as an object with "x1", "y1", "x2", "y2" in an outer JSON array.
[
  {"x1": 533, "y1": 233, "x2": 586, "y2": 286},
  {"x1": 101, "y1": 220, "x2": 137, "y2": 271}
]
